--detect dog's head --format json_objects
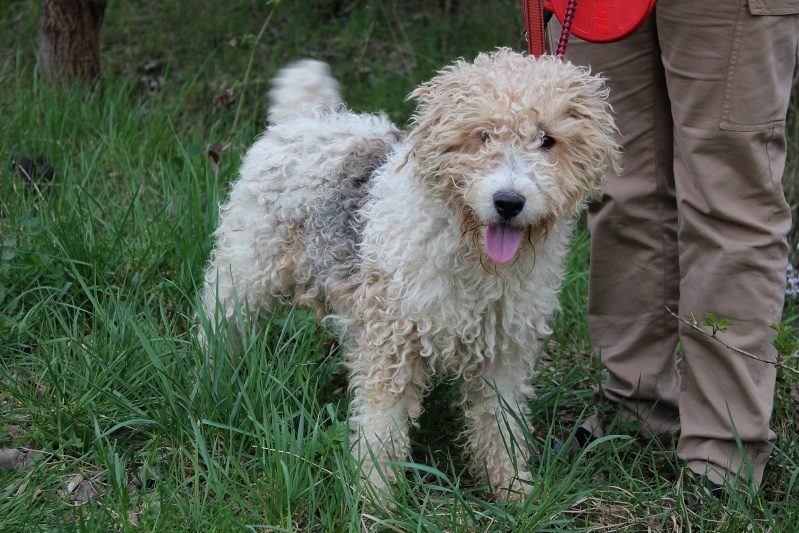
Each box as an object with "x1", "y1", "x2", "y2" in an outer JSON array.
[{"x1": 407, "y1": 48, "x2": 620, "y2": 264}]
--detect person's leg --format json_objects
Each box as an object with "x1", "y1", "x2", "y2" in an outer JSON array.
[
  {"x1": 559, "y1": 15, "x2": 682, "y2": 438},
  {"x1": 657, "y1": 0, "x2": 797, "y2": 487}
]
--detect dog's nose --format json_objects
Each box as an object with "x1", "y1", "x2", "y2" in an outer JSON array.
[{"x1": 493, "y1": 191, "x2": 525, "y2": 219}]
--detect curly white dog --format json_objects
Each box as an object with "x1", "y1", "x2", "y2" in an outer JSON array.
[{"x1": 200, "y1": 48, "x2": 619, "y2": 500}]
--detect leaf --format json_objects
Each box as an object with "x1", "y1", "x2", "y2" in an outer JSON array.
[
  {"x1": 0, "y1": 448, "x2": 25, "y2": 470},
  {"x1": 701, "y1": 313, "x2": 718, "y2": 328},
  {"x1": 203, "y1": 142, "x2": 232, "y2": 173},
  {"x1": 73, "y1": 480, "x2": 98, "y2": 502},
  {"x1": 212, "y1": 89, "x2": 238, "y2": 110},
  {"x1": 66, "y1": 474, "x2": 84, "y2": 494}
]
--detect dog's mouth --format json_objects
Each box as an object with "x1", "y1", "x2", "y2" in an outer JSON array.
[{"x1": 485, "y1": 223, "x2": 524, "y2": 264}]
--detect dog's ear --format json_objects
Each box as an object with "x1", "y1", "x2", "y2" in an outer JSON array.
[
  {"x1": 549, "y1": 65, "x2": 622, "y2": 214},
  {"x1": 406, "y1": 60, "x2": 475, "y2": 157},
  {"x1": 568, "y1": 68, "x2": 622, "y2": 173},
  {"x1": 405, "y1": 82, "x2": 438, "y2": 156},
  {"x1": 402, "y1": 59, "x2": 485, "y2": 189}
]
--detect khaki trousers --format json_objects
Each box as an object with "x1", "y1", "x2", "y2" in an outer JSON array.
[{"x1": 554, "y1": 0, "x2": 798, "y2": 486}]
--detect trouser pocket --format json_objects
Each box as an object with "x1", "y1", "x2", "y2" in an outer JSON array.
[{"x1": 720, "y1": 0, "x2": 799, "y2": 131}]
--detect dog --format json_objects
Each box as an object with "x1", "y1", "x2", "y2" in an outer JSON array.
[{"x1": 200, "y1": 48, "x2": 619, "y2": 500}]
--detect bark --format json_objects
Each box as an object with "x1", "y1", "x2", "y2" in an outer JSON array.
[{"x1": 37, "y1": 0, "x2": 108, "y2": 85}]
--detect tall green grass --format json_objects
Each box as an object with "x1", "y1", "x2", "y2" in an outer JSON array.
[{"x1": 1, "y1": 1, "x2": 798, "y2": 531}]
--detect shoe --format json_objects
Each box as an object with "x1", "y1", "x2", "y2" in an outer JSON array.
[
  {"x1": 574, "y1": 426, "x2": 595, "y2": 448},
  {"x1": 553, "y1": 426, "x2": 597, "y2": 455}
]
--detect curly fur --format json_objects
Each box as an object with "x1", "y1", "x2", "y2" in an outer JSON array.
[{"x1": 200, "y1": 49, "x2": 620, "y2": 500}]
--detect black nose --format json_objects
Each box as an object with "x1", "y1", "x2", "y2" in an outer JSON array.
[{"x1": 493, "y1": 191, "x2": 525, "y2": 219}]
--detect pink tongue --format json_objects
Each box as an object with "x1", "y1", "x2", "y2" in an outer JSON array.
[{"x1": 485, "y1": 224, "x2": 523, "y2": 264}]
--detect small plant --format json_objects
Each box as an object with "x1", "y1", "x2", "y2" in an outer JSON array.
[
  {"x1": 771, "y1": 322, "x2": 799, "y2": 360},
  {"x1": 787, "y1": 248, "x2": 799, "y2": 298},
  {"x1": 685, "y1": 311, "x2": 734, "y2": 335},
  {"x1": 670, "y1": 308, "x2": 799, "y2": 376}
]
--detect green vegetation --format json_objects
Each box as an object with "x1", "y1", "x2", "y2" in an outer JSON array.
[{"x1": 1, "y1": 1, "x2": 797, "y2": 530}]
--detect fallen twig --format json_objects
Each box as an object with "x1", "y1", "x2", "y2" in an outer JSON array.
[{"x1": 666, "y1": 306, "x2": 799, "y2": 377}]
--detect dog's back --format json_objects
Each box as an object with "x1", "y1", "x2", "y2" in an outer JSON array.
[{"x1": 201, "y1": 61, "x2": 402, "y2": 329}]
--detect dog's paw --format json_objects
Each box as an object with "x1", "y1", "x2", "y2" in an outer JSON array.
[
  {"x1": 354, "y1": 463, "x2": 401, "y2": 510},
  {"x1": 491, "y1": 477, "x2": 533, "y2": 502}
]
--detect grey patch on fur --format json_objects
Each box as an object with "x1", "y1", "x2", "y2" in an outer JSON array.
[{"x1": 301, "y1": 132, "x2": 405, "y2": 311}]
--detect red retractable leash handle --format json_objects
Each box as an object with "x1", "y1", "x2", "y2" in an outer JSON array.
[
  {"x1": 526, "y1": 0, "x2": 657, "y2": 58},
  {"x1": 544, "y1": 0, "x2": 656, "y2": 43}
]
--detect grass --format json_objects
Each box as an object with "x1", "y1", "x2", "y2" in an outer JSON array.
[{"x1": 1, "y1": 0, "x2": 798, "y2": 531}]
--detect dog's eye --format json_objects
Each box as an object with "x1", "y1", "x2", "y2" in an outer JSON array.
[
  {"x1": 540, "y1": 134, "x2": 556, "y2": 149},
  {"x1": 481, "y1": 132, "x2": 491, "y2": 144}
]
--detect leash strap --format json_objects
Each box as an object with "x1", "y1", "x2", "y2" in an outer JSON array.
[
  {"x1": 555, "y1": 0, "x2": 578, "y2": 57},
  {"x1": 524, "y1": 0, "x2": 547, "y2": 58},
  {"x1": 525, "y1": 0, "x2": 578, "y2": 58}
]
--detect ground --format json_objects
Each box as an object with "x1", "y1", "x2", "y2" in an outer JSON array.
[{"x1": 0, "y1": 1, "x2": 797, "y2": 530}]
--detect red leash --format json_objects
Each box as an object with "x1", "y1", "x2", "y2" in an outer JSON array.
[
  {"x1": 523, "y1": 0, "x2": 548, "y2": 58},
  {"x1": 524, "y1": 0, "x2": 578, "y2": 58}
]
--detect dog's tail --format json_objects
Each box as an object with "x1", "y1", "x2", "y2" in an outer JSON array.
[{"x1": 267, "y1": 60, "x2": 342, "y2": 123}]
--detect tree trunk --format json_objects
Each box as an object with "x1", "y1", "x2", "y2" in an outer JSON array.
[{"x1": 37, "y1": 0, "x2": 108, "y2": 85}]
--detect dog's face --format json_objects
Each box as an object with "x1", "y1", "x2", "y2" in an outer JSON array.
[{"x1": 407, "y1": 48, "x2": 620, "y2": 264}]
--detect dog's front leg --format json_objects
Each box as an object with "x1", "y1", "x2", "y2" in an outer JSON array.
[
  {"x1": 460, "y1": 356, "x2": 536, "y2": 500},
  {"x1": 347, "y1": 324, "x2": 425, "y2": 494}
]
